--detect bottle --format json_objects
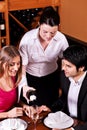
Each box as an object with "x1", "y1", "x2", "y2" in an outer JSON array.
[
  {"x1": 26, "y1": 90, "x2": 37, "y2": 106},
  {"x1": 1, "y1": 38, "x2": 6, "y2": 47},
  {"x1": 0, "y1": 13, "x2": 6, "y2": 36}
]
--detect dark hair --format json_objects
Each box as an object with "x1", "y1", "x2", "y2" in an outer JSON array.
[
  {"x1": 39, "y1": 6, "x2": 60, "y2": 26},
  {"x1": 63, "y1": 45, "x2": 87, "y2": 71}
]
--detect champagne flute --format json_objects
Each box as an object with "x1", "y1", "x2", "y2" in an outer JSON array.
[
  {"x1": 26, "y1": 89, "x2": 39, "y2": 129},
  {"x1": 30, "y1": 105, "x2": 39, "y2": 130}
]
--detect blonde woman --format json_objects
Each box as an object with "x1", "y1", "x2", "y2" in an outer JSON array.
[{"x1": 0, "y1": 46, "x2": 31, "y2": 118}]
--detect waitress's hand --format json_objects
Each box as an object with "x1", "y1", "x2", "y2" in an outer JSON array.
[
  {"x1": 23, "y1": 85, "x2": 35, "y2": 103},
  {"x1": 7, "y1": 107, "x2": 23, "y2": 118}
]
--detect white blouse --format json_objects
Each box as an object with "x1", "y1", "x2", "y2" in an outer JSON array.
[{"x1": 19, "y1": 28, "x2": 69, "y2": 77}]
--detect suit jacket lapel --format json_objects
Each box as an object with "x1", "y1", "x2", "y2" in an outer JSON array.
[{"x1": 78, "y1": 73, "x2": 87, "y2": 109}]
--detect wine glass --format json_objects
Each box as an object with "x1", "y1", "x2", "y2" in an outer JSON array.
[{"x1": 30, "y1": 105, "x2": 39, "y2": 130}]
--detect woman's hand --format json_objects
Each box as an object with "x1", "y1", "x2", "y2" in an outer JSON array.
[
  {"x1": 23, "y1": 105, "x2": 40, "y2": 118},
  {"x1": 23, "y1": 104, "x2": 51, "y2": 117},
  {"x1": 52, "y1": 129, "x2": 61, "y2": 130},
  {"x1": 23, "y1": 104, "x2": 33, "y2": 117},
  {"x1": 65, "y1": 128, "x2": 72, "y2": 130},
  {"x1": 7, "y1": 107, "x2": 23, "y2": 118}
]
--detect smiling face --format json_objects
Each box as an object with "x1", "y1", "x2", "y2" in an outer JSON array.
[
  {"x1": 39, "y1": 24, "x2": 58, "y2": 43},
  {"x1": 7, "y1": 56, "x2": 21, "y2": 77},
  {"x1": 62, "y1": 59, "x2": 84, "y2": 81},
  {"x1": 62, "y1": 59, "x2": 77, "y2": 77}
]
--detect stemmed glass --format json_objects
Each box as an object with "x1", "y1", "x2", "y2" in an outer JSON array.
[
  {"x1": 26, "y1": 89, "x2": 39, "y2": 129},
  {"x1": 30, "y1": 105, "x2": 39, "y2": 130}
]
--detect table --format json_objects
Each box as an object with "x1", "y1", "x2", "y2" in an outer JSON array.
[
  {"x1": 20, "y1": 111, "x2": 51, "y2": 130},
  {"x1": 0, "y1": 111, "x2": 84, "y2": 130},
  {"x1": 20, "y1": 112, "x2": 84, "y2": 130}
]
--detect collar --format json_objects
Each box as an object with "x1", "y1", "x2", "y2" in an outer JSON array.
[
  {"x1": 52, "y1": 31, "x2": 60, "y2": 41},
  {"x1": 69, "y1": 71, "x2": 87, "y2": 85},
  {"x1": 31, "y1": 27, "x2": 39, "y2": 40}
]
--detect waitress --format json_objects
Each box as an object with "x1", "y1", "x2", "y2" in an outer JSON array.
[{"x1": 19, "y1": 6, "x2": 69, "y2": 108}]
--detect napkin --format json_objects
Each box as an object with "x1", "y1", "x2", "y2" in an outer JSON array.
[
  {"x1": 44, "y1": 111, "x2": 74, "y2": 129},
  {"x1": 0, "y1": 118, "x2": 27, "y2": 130}
]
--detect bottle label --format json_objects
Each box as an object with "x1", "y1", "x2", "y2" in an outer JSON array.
[
  {"x1": 30, "y1": 95, "x2": 36, "y2": 101},
  {"x1": 0, "y1": 24, "x2": 5, "y2": 30}
]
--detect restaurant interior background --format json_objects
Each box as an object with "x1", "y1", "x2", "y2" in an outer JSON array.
[
  {"x1": 0, "y1": 0, "x2": 87, "y2": 48},
  {"x1": 60, "y1": 0, "x2": 87, "y2": 47}
]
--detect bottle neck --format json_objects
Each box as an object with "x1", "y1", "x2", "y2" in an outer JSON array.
[{"x1": 29, "y1": 100, "x2": 37, "y2": 106}]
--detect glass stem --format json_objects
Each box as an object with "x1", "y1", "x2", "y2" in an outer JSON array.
[{"x1": 34, "y1": 121, "x2": 36, "y2": 130}]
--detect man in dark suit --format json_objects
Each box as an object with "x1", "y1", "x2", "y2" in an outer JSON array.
[
  {"x1": 51, "y1": 45, "x2": 87, "y2": 130},
  {"x1": 40, "y1": 45, "x2": 87, "y2": 130}
]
